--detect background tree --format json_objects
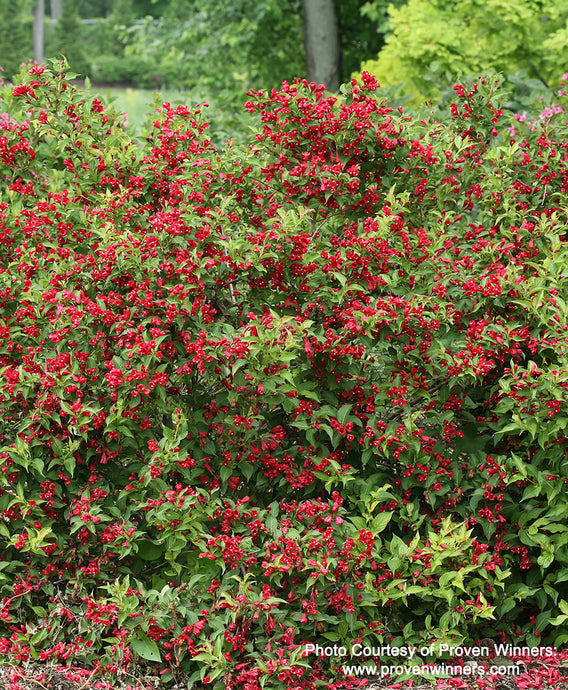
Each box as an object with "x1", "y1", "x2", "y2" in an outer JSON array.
[
  {"x1": 122, "y1": 0, "x2": 306, "y2": 92},
  {"x1": 114, "y1": 0, "x2": 308, "y2": 135},
  {"x1": 337, "y1": 0, "x2": 390, "y2": 78},
  {"x1": 99, "y1": 0, "x2": 386, "y2": 91},
  {"x1": 53, "y1": 0, "x2": 90, "y2": 77},
  {"x1": 51, "y1": 0, "x2": 61, "y2": 21},
  {"x1": 359, "y1": 0, "x2": 568, "y2": 100},
  {"x1": 3, "y1": 0, "x2": 392, "y2": 92},
  {"x1": 33, "y1": 0, "x2": 45, "y2": 63},
  {"x1": 303, "y1": 0, "x2": 341, "y2": 89},
  {"x1": 0, "y1": 0, "x2": 31, "y2": 80}
]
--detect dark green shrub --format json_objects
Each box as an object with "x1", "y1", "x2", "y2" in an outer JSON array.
[
  {"x1": 91, "y1": 54, "x2": 161, "y2": 88},
  {"x1": 53, "y1": 0, "x2": 91, "y2": 77},
  {"x1": 0, "y1": 1, "x2": 32, "y2": 81}
]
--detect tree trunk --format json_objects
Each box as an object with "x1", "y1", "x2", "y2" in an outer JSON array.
[
  {"x1": 51, "y1": 0, "x2": 62, "y2": 21},
  {"x1": 302, "y1": 0, "x2": 341, "y2": 91},
  {"x1": 33, "y1": 0, "x2": 45, "y2": 63}
]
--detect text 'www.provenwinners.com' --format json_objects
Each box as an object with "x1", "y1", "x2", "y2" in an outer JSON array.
[{"x1": 304, "y1": 642, "x2": 552, "y2": 679}]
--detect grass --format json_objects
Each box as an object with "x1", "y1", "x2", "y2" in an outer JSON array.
[
  {"x1": 81, "y1": 85, "x2": 253, "y2": 147},
  {"x1": 85, "y1": 86, "x2": 196, "y2": 135}
]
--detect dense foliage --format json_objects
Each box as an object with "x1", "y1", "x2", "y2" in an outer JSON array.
[
  {"x1": 0, "y1": 0, "x2": 32, "y2": 80},
  {"x1": 120, "y1": 0, "x2": 306, "y2": 91},
  {"x1": 2, "y1": 62, "x2": 568, "y2": 688},
  {"x1": 7, "y1": 1, "x2": 387, "y2": 94},
  {"x1": 360, "y1": 0, "x2": 568, "y2": 100},
  {"x1": 51, "y1": 0, "x2": 91, "y2": 78}
]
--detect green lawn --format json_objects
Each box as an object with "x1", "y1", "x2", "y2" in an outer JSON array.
[
  {"x1": 83, "y1": 85, "x2": 252, "y2": 145},
  {"x1": 85, "y1": 86, "x2": 195, "y2": 134}
]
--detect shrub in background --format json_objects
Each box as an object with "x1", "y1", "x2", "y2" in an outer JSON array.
[
  {"x1": 52, "y1": 0, "x2": 91, "y2": 78},
  {"x1": 360, "y1": 0, "x2": 568, "y2": 101},
  {"x1": 0, "y1": 61, "x2": 568, "y2": 688},
  {"x1": 86, "y1": 0, "x2": 170, "y2": 88},
  {"x1": 0, "y1": 0, "x2": 32, "y2": 81},
  {"x1": 90, "y1": 54, "x2": 163, "y2": 89}
]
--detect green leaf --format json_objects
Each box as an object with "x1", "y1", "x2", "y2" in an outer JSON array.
[
  {"x1": 372, "y1": 511, "x2": 393, "y2": 534},
  {"x1": 522, "y1": 483, "x2": 541, "y2": 501},
  {"x1": 439, "y1": 571, "x2": 457, "y2": 588},
  {"x1": 389, "y1": 534, "x2": 407, "y2": 556},
  {"x1": 537, "y1": 551, "x2": 554, "y2": 569},
  {"x1": 130, "y1": 634, "x2": 161, "y2": 662},
  {"x1": 336, "y1": 404, "x2": 353, "y2": 426},
  {"x1": 498, "y1": 598, "x2": 515, "y2": 615},
  {"x1": 322, "y1": 631, "x2": 341, "y2": 641},
  {"x1": 137, "y1": 540, "x2": 164, "y2": 561},
  {"x1": 63, "y1": 454, "x2": 76, "y2": 476}
]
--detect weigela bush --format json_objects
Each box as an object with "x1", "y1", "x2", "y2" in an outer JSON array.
[{"x1": 1, "y1": 61, "x2": 568, "y2": 688}]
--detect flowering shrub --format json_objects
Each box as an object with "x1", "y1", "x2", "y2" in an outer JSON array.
[{"x1": 1, "y1": 61, "x2": 568, "y2": 688}]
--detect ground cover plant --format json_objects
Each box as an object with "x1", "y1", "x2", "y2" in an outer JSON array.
[{"x1": 2, "y1": 61, "x2": 568, "y2": 689}]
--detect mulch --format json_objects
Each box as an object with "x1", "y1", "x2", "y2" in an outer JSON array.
[
  {"x1": 2, "y1": 659, "x2": 568, "y2": 690},
  {"x1": 0, "y1": 664, "x2": 170, "y2": 690}
]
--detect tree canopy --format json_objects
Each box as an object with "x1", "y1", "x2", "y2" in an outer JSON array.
[{"x1": 360, "y1": 0, "x2": 568, "y2": 99}]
